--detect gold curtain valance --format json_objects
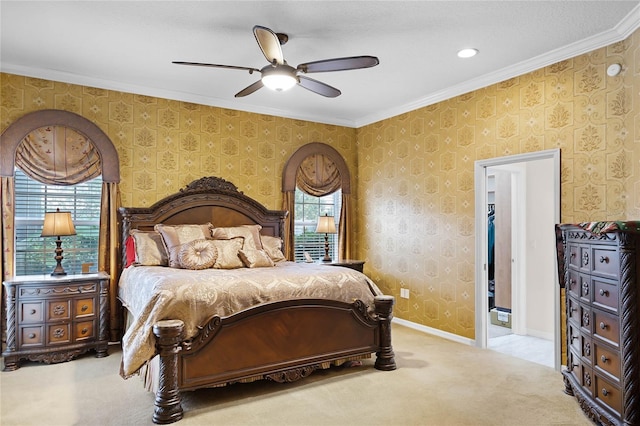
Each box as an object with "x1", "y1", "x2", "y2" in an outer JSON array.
[
  {"x1": 15, "y1": 126, "x2": 101, "y2": 185},
  {"x1": 296, "y1": 154, "x2": 341, "y2": 197}
]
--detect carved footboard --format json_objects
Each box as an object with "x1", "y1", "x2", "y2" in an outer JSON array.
[{"x1": 152, "y1": 296, "x2": 395, "y2": 424}]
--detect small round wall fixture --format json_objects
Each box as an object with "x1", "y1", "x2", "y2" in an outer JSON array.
[{"x1": 607, "y1": 63, "x2": 622, "y2": 77}]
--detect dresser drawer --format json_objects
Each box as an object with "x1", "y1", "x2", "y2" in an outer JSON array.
[
  {"x1": 594, "y1": 374, "x2": 622, "y2": 417},
  {"x1": 47, "y1": 323, "x2": 71, "y2": 344},
  {"x1": 568, "y1": 243, "x2": 581, "y2": 269},
  {"x1": 593, "y1": 342, "x2": 620, "y2": 382},
  {"x1": 590, "y1": 246, "x2": 619, "y2": 280},
  {"x1": 568, "y1": 270, "x2": 591, "y2": 301},
  {"x1": 592, "y1": 309, "x2": 620, "y2": 347},
  {"x1": 74, "y1": 298, "x2": 95, "y2": 318},
  {"x1": 19, "y1": 301, "x2": 44, "y2": 323},
  {"x1": 567, "y1": 297, "x2": 581, "y2": 325},
  {"x1": 47, "y1": 299, "x2": 71, "y2": 321},
  {"x1": 20, "y1": 326, "x2": 44, "y2": 347},
  {"x1": 74, "y1": 320, "x2": 95, "y2": 341},
  {"x1": 592, "y1": 277, "x2": 619, "y2": 314}
]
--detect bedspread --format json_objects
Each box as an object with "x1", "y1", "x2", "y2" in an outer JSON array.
[{"x1": 118, "y1": 262, "x2": 382, "y2": 377}]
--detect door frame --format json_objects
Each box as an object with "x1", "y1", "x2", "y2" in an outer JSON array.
[{"x1": 474, "y1": 148, "x2": 561, "y2": 370}]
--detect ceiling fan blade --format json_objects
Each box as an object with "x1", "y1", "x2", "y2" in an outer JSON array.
[
  {"x1": 235, "y1": 80, "x2": 264, "y2": 98},
  {"x1": 297, "y1": 56, "x2": 379, "y2": 73},
  {"x1": 253, "y1": 25, "x2": 284, "y2": 65},
  {"x1": 297, "y1": 75, "x2": 341, "y2": 98},
  {"x1": 172, "y1": 61, "x2": 260, "y2": 73}
]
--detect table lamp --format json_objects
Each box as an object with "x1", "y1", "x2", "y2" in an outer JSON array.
[
  {"x1": 41, "y1": 208, "x2": 76, "y2": 276},
  {"x1": 315, "y1": 214, "x2": 337, "y2": 262}
]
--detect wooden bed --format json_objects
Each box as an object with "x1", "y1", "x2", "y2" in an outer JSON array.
[{"x1": 118, "y1": 176, "x2": 396, "y2": 424}]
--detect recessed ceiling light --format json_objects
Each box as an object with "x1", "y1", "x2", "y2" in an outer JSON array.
[{"x1": 458, "y1": 48, "x2": 479, "y2": 58}]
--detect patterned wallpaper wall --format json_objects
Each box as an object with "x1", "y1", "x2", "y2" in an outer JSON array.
[
  {"x1": 1, "y1": 28, "x2": 638, "y2": 341},
  {"x1": 356, "y1": 29, "x2": 640, "y2": 338},
  {"x1": 0, "y1": 76, "x2": 358, "y2": 211}
]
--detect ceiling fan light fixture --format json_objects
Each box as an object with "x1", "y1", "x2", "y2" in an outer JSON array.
[
  {"x1": 457, "y1": 48, "x2": 479, "y2": 58},
  {"x1": 261, "y1": 65, "x2": 297, "y2": 91}
]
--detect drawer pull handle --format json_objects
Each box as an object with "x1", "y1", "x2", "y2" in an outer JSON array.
[
  {"x1": 601, "y1": 355, "x2": 608, "y2": 363},
  {"x1": 571, "y1": 335, "x2": 578, "y2": 342},
  {"x1": 28, "y1": 333, "x2": 36, "y2": 339},
  {"x1": 81, "y1": 328, "x2": 88, "y2": 334},
  {"x1": 600, "y1": 322, "x2": 608, "y2": 330},
  {"x1": 570, "y1": 306, "x2": 578, "y2": 313},
  {"x1": 602, "y1": 388, "x2": 609, "y2": 397},
  {"x1": 569, "y1": 279, "x2": 576, "y2": 286},
  {"x1": 81, "y1": 305, "x2": 88, "y2": 312},
  {"x1": 599, "y1": 256, "x2": 609, "y2": 264},
  {"x1": 599, "y1": 289, "x2": 609, "y2": 297},
  {"x1": 30, "y1": 309, "x2": 36, "y2": 315}
]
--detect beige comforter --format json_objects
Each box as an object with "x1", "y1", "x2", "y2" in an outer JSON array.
[{"x1": 118, "y1": 261, "x2": 382, "y2": 377}]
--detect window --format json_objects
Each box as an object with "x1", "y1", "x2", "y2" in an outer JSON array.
[
  {"x1": 293, "y1": 188, "x2": 341, "y2": 262},
  {"x1": 14, "y1": 168, "x2": 102, "y2": 276}
]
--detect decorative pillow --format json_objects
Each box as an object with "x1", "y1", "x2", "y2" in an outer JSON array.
[
  {"x1": 211, "y1": 238, "x2": 245, "y2": 269},
  {"x1": 178, "y1": 239, "x2": 218, "y2": 270},
  {"x1": 130, "y1": 230, "x2": 168, "y2": 266},
  {"x1": 260, "y1": 235, "x2": 286, "y2": 262},
  {"x1": 211, "y1": 224, "x2": 263, "y2": 250},
  {"x1": 155, "y1": 223, "x2": 213, "y2": 268},
  {"x1": 239, "y1": 249, "x2": 275, "y2": 268}
]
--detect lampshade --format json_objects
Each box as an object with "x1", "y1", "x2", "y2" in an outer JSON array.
[
  {"x1": 41, "y1": 209, "x2": 76, "y2": 237},
  {"x1": 316, "y1": 215, "x2": 337, "y2": 234},
  {"x1": 262, "y1": 65, "x2": 297, "y2": 91}
]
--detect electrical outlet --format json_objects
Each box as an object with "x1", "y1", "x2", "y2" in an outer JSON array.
[{"x1": 400, "y1": 288, "x2": 410, "y2": 299}]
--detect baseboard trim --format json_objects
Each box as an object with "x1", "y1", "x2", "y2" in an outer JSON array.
[{"x1": 392, "y1": 317, "x2": 475, "y2": 346}]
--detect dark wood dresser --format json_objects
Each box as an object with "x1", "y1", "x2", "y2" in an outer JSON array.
[
  {"x1": 557, "y1": 223, "x2": 640, "y2": 426},
  {"x1": 2, "y1": 272, "x2": 110, "y2": 371}
]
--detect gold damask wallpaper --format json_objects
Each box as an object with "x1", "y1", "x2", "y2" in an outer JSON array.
[
  {"x1": 0, "y1": 77, "x2": 357, "y2": 210},
  {"x1": 356, "y1": 29, "x2": 640, "y2": 338},
  {"x1": 1, "y1": 27, "x2": 639, "y2": 341}
]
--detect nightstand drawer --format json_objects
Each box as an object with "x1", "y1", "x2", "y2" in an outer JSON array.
[
  {"x1": 47, "y1": 323, "x2": 71, "y2": 344},
  {"x1": 20, "y1": 326, "x2": 44, "y2": 347},
  {"x1": 75, "y1": 298, "x2": 95, "y2": 318},
  {"x1": 47, "y1": 300, "x2": 71, "y2": 321},
  {"x1": 75, "y1": 320, "x2": 95, "y2": 341},
  {"x1": 594, "y1": 374, "x2": 622, "y2": 417},
  {"x1": 20, "y1": 302, "x2": 44, "y2": 323}
]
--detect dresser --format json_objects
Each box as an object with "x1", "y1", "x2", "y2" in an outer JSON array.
[
  {"x1": 2, "y1": 272, "x2": 110, "y2": 371},
  {"x1": 557, "y1": 223, "x2": 640, "y2": 426}
]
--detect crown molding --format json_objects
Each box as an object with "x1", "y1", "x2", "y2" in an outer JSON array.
[{"x1": 354, "y1": 3, "x2": 640, "y2": 128}]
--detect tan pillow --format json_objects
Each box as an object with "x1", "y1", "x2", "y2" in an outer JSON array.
[
  {"x1": 130, "y1": 230, "x2": 168, "y2": 266},
  {"x1": 239, "y1": 249, "x2": 275, "y2": 268},
  {"x1": 260, "y1": 235, "x2": 286, "y2": 262},
  {"x1": 178, "y1": 239, "x2": 218, "y2": 270},
  {"x1": 211, "y1": 238, "x2": 245, "y2": 269},
  {"x1": 155, "y1": 223, "x2": 213, "y2": 268},
  {"x1": 211, "y1": 224, "x2": 263, "y2": 250}
]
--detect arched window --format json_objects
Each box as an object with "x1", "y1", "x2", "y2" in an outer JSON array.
[
  {"x1": 1, "y1": 109, "x2": 121, "y2": 340},
  {"x1": 282, "y1": 143, "x2": 352, "y2": 261}
]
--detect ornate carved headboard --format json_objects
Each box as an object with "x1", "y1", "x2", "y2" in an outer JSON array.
[{"x1": 118, "y1": 176, "x2": 288, "y2": 269}]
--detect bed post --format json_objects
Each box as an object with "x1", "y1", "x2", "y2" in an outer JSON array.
[
  {"x1": 153, "y1": 320, "x2": 185, "y2": 424},
  {"x1": 373, "y1": 295, "x2": 396, "y2": 371}
]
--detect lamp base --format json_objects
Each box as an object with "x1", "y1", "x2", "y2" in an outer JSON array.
[
  {"x1": 321, "y1": 255, "x2": 332, "y2": 263},
  {"x1": 51, "y1": 239, "x2": 67, "y2": 276}
]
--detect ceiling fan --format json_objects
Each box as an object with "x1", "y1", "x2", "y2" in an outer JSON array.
[{"x1": 173, "y1": 25, "x2": 379, "y2": 98}]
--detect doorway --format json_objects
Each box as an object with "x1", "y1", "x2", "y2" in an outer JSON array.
[{"x1": 474, "y1": 149, "x2": 561, "y2": 371}]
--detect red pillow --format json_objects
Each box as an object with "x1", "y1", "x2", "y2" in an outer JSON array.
[{"x1": 125, "y1": 235, "x2": 136, "y2": 268}]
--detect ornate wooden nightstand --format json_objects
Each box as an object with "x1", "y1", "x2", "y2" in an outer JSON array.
[
  {"x1": 2, "y1": 272, "x2": 110, "y2": 371},
  {"x1": 320, "y1": 259, "x2": 365, "y2": 273}
]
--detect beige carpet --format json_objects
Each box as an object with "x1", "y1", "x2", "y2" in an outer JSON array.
[{"x1": 1, "y1": 323, "x2": 591, "y2": 426}]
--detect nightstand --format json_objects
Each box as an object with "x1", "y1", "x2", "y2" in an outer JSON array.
[
  {"x1": 320, "y1": 259, "x2": 365, "y2": 273},
  {"x1": 2, "y1": 272, "x2": 110, "y2": 371}
]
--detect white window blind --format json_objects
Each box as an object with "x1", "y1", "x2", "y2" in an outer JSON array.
[
  {"x1": 14, "y1": 168, "x2": 102, "y2": 276},
  {"x1": 293, "y1": 188, "x2": 341, "y2": 262}
]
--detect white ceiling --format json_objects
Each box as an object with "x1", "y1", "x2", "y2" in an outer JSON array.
[{"x1": 2, "y1": 1, "x2": 639, "y2": 127}]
